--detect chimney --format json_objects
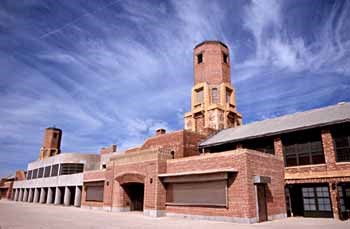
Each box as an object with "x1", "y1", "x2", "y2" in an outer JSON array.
[{"x1": 156, "y1": 128, "x2": 166, "y2": 136}]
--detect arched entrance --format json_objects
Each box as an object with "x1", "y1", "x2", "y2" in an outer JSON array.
[{"x1": 122, "y1": 183, "x2": 144, "y2": 211}]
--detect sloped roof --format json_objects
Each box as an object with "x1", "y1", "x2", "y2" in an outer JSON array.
[{"x1": 200, "y1": 102, "x2": 350, "y2": 148}]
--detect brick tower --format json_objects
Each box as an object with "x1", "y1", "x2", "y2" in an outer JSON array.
[
  {"x1": 38, "y1": 127, "x2": 62, "y2": 160},
  {"x1": 184, "y1": 41, "x2": 242, "y2": 134}
]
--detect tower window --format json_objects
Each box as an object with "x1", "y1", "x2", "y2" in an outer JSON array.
[
  {"x1": 197, "y1": 53, "x2": 203, "y2": 64},
  {"x1": 211, "y1": 88, "x2": 219, "y2": 104},
  {"x1": 53, "y1": 133, "x2": 58, "y2": 138},
  {"x1": 226, "y1": 89, "x2": 232, "y2": 104},
  {"x1": 195, "y1": 88, "x2": 204, "y2": 104},
  {"x1": 223, "y1": 53, "x2": 228, "y2": 63}
]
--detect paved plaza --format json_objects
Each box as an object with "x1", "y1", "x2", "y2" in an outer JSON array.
[{"x1": 0, "y1": 200, "x2": 349, "y2": 229}]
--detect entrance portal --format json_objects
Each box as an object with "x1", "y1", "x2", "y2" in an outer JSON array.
[
  {"x1": 256, "y1": 184, "x2": 268, "y2": 222},
  {"x1": 123, "y1": 183, "x2": 144, "y2": 211}
]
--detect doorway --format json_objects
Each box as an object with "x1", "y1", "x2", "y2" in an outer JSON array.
[
  {"x1": 123, "y1": 183, "x2": 144, "y2": 211},
  {"x1": 256, "y1": 184, "x2": 268, "y2": 222}
]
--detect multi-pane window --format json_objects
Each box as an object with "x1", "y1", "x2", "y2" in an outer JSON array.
[
  {"x1": 32, "y1": 169, "x2": 38, "y2": 179},
  {"x1": 44, "y1": 166, "x2": 51, "y2": 177},
  {"x1": 242, "y1": 137, "x2": 275, "y2": 154},
  {"x1": 60, "y1": 163, "x2": 84, "y2": 175},
  {"x1": 195, "y1": 88, "x2": 204, "y2": 104},
  {"x1": 302, "y1": 186, "x2": 331, "y2": 212},
  {"x1": 283, "y1": 130, "x2": 325, "y2": 167},
  {"x1": 332, "y1": 124, "x2": 350, "y2": 162},
  {"x1": 51, "y1": 164, "x2": 59, "y2": 176},
  {"x1": 211, "y1": 88, "x2": 219, "y2": 104},
  {"x1": 38, "y1": 167, "x2": 44, "y2": 178},
  {"x1": 27, "y1": 170, "x2": 32, "y2": 180},
  {"x1": 197, "y1": 53, "x2": 203, "y2": 64}
]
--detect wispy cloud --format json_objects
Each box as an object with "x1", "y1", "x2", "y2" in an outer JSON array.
[{"x1": 0, "y1": 0, "x2": 349, "y2": 177}]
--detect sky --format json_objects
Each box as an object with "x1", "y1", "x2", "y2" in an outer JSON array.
[{"x1": 0, "y1": 0, "x2": 350, "y2": 177}]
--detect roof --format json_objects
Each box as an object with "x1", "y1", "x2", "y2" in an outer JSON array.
[
  {"x1": 200, "y1": 102, "x2": 350, "y2": 148},
  {"x1": 194, "y1": 40, "x2": 228, "y2": 49}
]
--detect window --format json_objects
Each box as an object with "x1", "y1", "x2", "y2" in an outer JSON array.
[
  {"x1": 332, "y1": 124, "x2": 350, "y2": 162},
  {"x1": 85, "y1": 182, "x2": 104, "y2": 202},
  {"x1": 38, "y1": 167, "x2": 44, "y2": 178},
  {"x1": 166, "y1": 180, "x2": 227, "y2": 207},
  {"x1": 32, "y1": 169, "x2": 38, "y2": 179},
  {"x1": 44, "y1": 166, "x2": 51, "y2": 177},
  {"x1": 283, "y1": 130, "x2": 325, "y2": 167},
  {"x1": 51, "y1": 164, "x2": 59, "y2": 176},
  {"x1": 223, "y1": 53, "x2": 228, "y2": 63},
  {"x1": 53, "y1": 133, "x2": 58, "y2": 138},
  {"x1": 226, "y1": 89, "x2": 231, "y2": 104},
  {"x1": 242, "y1": 137, "x2": 275, "y2": 154},
  {"x1": 60, "y1": 163, "x2": 84, "y2": 175},
  {"x1": 302, "y1": 186, "x2": 331, "y2": 213},
  {"x1": 211, "y1": 88, "x2": 219, "y2": 104},
  {"x1": 195, "y1": 88, "x2": 204, "y2": 104},
  {"x1": 197, "y1": 53, "x2": 203, "y2": 64},
  {"x1": 27, "y1": 170, "x2": 32, "y2": 180},
  {"x1": 102, "y1": 164, "x2": 106, "y2": 169}
]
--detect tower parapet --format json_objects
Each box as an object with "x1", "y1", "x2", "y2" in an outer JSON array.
[{"x1": 184, "y1": 41, "x2": 242, "y2": 134}]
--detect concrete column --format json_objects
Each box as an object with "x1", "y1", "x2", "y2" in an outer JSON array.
[
  {"x1": 64, "y1": 186, "x2": 71, "y2": 206},
  {"x1": 74, "y1": 186, "x2": 81, "y2": 207},
  {"x1": 19, "y1": 189, "x2": 24, "y2": 201},
  {"x1": 23, "y1": 189, "x2": 28, "y2": 202},
  {"x1": 46, "y1": 187, "x2": 53, "y2": 204},
  {"x1": 54, "y1": 187, "x2": 62, "y2": 205},
  {"x1": 33, "y1": 188, "x2": 39, "y2": 203},
  {"x1": 28, "y1": 188, "x2": 34, "y2": 202},
  {"x1": 14, "y1": 189, "x2": 18, "y2": 201},
  {"x1": 39, "y1": 188, "x2": 46, "y2": 204}
]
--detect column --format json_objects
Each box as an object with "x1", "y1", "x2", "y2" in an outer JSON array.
[
  {"x1": 19, "y1": 189, "x2": 23, "y2": 201},
  {"x1": 321, "y1": 129, "x2": 337, "y2": 170},
  {"x1": 46, "y1": 187, "x2": 53, "y2": 204},
  {"x1": 329, "y1": 183, "x2": 340, "y2": 219},
  {"x1": 64, "y1": 186, "x2": 71, "y2": 206},
  {"x1": 28, "y1": 188, "x2": 34, "y2": 202},
  {"x1": 273, "y1": 137, "x2": 284, "y2": 159},
  {"x1": 14, "y1": 189, "x2": 18, "y2": 201},
  {"x1": 33, "y1": 188, "x2": 39, "y2": 203},
  {"x1": 39, "y1": 188, "x2": 46, "y2": 204},
  {"x1": 74, "y1": 186, "x2": 81, "y2": 207},
  {"x1": 23, "y1": 189, "x2": 28, "y2": 202},
  {"x1": 54, "y1": 187, "x2": 62, "y2": 205}
]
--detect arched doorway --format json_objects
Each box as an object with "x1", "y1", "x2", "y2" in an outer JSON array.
[{"x1": 122, "y1": 183, "x2": 144, "y2": 211}]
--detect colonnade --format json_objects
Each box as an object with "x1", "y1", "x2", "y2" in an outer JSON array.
[{"x1": 12, "y1": 186, "x2": 82, "y2": 207}]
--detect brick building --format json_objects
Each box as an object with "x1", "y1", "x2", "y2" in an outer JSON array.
[{"x1": 6, "y1": 40, "x2": 350, "y2": 223}]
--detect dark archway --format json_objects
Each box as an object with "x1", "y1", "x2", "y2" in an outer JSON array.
[{"x1": 122, "y1": 183, "x2": 144, "y2": 211}]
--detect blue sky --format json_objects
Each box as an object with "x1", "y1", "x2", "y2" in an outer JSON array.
[{"x1": 1, "y1": 0, "x2": 350, "y2": 177}]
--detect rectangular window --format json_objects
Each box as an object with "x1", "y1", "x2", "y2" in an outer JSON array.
[
  {"x1": 283, "y1": 130, "x2": 325, "y2": 167},
  {"x1": 60, "y1": 163, "x2": 84, "y2": 175},
  {"x1": 332, "y1": 124, "x2": 350, "y2": 162},
  {"x1": 166, "y1": 180, "x2": 227, "y2": 207},
  {"x1": 211, "y1": 88, "x2": 219, "y2": 104},
  {"x1": 223, "y1": 53, "x2": 228, "y2": 63},
  {"x1": 38, "y1": 167, "x2": 44, "y2": 178},
  {"x1": 44, "y1": 166, "x2": 51, "y2": 177},
  {"x1": 85, "y1": 182, "x2": 104, "y2": 202},
  {"x1": 226, "y1": 89, "x2": 231, "y2": 104},
  {"x1": 32, "y1": 169, "x2": 38, "y2": 179},
  {"x1": 302, "y1": 186, "x2": 331, "y2": 214},
  {"x1": 27, "y1": 170, "x2": 32, "y2": 180},
  {"x1": 241, "y1": 137, "x2": 275, "y2": 154},
  {"x1": 197, "y1": 53, "x2": 203, "y2": 64},
  {"x1": 51, "y1": 164, "x2": 59, "y2": 176},
  {"x1": 195, "y1": 88, "x2": 204, "y2": 104}
]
